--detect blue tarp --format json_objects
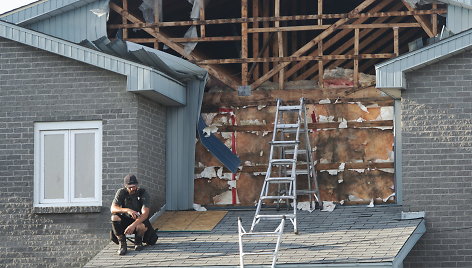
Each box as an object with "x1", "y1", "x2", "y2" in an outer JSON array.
[{"x1": 197, "y1": 116, "x2": 241, "y2": 174}]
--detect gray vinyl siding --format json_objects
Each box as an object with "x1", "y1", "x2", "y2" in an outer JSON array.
[
  {"x1": 447, "y1": 5, "x2": 472, "y2": 34},
  {"x1": 26, "y1": 0, "x2": 109, "y2": 43},
  {"x1": 376, "y1": 28, "x2": 472, "y2": 89}
]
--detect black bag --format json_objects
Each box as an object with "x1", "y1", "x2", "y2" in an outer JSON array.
[{"x1": 143, "y1": 226, "x2": 158, "y2": 246}]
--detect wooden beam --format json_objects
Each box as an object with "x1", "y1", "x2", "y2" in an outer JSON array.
[
  {"x1": 354, "y1": 28, "x2": 359, "y2": 88},
  {"x1": 262, "y1": 0, "x2": 270, "y2": 76},
  {"x1": 107, "y1": 9, "x2": 446, "y2": 28},
  {"x1": 215, "y1": 120, "x2": 393, "y2": 132},
  {"x1": 241, "y1": 0, "x2": 249, "y2": 86},
  {"x1": 124, "y1": 37, "x2": 241, "y2": 43},
  {"x1": 199, "y1": 0, "x2": 206, "y2": 37},
  {"x1": 294, "y1": 0, "x2": 402, "y2": 81},
  {"x1": 248, "y1": 23, "x2": 421, "y2": 33},
  {"x1": 252, "y1": 0, "x2": 260, "y2": 80},
  {"x1": 250, "y1": 0, "x2": 378, "y2": 89},
  {"x1": 432, "y1": 3, "x2": 438, "y2": 36},
  {"x1": 402, "y1": 0, "x2": 435, "y2": 38},
  {"x1": 318, "y1": 0, "x2": 323, "y2": 25},
  {"x1": 196, "y1": 162, "x2": 394, "y2": 174},
  {"x1": 109, "y1": 2, "x2": 240, "y2": 90},
  {"x1": 318, "y1": 41, "x2": 324, "y2": 87},
  {"x1": 122, "y1": 0, "x2": 128, "y2": 39},
  {"x1": 393, "y1": 27, "x2": 399, "y2": 56},
  {"x1": 202, "y1": 88, "x2": 393, "y2": 109},
  {"x1": 197, "y1": 54, "x2": 394, "y2": 64},
  {"x1": 275, "y1": 0, "x2": 284, "y2": 89}
]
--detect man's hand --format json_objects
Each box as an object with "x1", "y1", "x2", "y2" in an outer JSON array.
[
  {"x1": 124, "y1": 224, "x2": 136, "y2": 235},
  {"x1": 127, "y1": 209, "x2": 141, "y2": 219}
]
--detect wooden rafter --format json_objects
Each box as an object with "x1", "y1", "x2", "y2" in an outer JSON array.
[
  {"x1": 250, "y1": 0, "x2": 378, "y2": 90},
  {"x1": 402, "y1": 0, "x2": 435, "y2": 38},
  {"x1": 109, "y1": 1, "x2": 239, "y2": 90},
  {"x1": 286, "y1": 0, "x2": 391, "y2": 81}
]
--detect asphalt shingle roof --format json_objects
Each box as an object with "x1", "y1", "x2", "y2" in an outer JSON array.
[{"x1": 85, "y1": 206, "x2": 424, "y2": 268}]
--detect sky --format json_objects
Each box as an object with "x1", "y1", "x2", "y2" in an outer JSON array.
[{"x1": 0, "y1": 0, "x2": 38, "y2": 15}]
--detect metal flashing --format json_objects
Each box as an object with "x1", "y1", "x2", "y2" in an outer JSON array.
[{"x1": 376, "y1": 27, "x2": 472, "y2": 89}]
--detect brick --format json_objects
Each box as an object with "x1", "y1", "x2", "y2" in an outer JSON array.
[{"x1": 0, "y1": 37, "x2": 166, "y2": 267}]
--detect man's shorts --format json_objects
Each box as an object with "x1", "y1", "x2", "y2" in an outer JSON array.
[{"x1": 111, "y1": 213, "x2": 158, "y2": 245}]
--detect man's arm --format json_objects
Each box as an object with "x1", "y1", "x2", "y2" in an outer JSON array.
[
  {"x1": 123, "y1": 206, "x2": 150, "y2": 235},
  {"x1": 111, "y1": 203, "x2": 141, "y2": 219}
]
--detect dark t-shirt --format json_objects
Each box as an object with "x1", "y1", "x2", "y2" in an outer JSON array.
[{"x1": 112, "y1": 188, "x2": 150, "y2": 213}]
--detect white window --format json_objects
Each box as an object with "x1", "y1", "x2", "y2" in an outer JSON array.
[{"x1": 34, "y1": 121, "x2": 102, "y2": 207}]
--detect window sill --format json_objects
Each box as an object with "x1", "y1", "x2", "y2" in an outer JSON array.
[{"x1": 33, "y1": 206, "x2": 103, "y2": 214}]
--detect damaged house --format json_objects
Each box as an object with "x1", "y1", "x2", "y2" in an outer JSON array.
[{"x1": 1, "y1": 0, "x2": 472, "y2": 267}]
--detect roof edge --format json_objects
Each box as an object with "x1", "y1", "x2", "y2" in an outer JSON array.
[
  {"x1": 0, "y1": 20, "x2": 188, "y2": 105},
  {"x1": 376, "y1": 27, "x2": 472, "y2": 89},
  {"x1": 0, "y1": 0, "x2": 98, "y2": 25}
]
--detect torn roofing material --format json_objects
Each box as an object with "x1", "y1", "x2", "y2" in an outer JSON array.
[{"x1": 198, "y1": 116, "x2": 241, "y2": 174}]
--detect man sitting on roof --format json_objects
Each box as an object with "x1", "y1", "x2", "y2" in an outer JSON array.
[{"x1": 110, "y1": 174, "x2": 158, "y2": 255}]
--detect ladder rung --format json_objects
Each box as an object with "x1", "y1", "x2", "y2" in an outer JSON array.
[
  {"x1": 266, "y1": 177, "x2": 294, "y2": 182},
  {"x1": 256, "y1": 214, "x2": 295, "y2": 219},
  {"x1": 261, "y1": 195, "x2": 295, "y2": 200},
  {"x1": 281, "y1": 128, "x2": 307, "y2": 133},
  {"x1": 286, "y1": 169, "x2": 309, "y2": 175},
  {"x1": 270, "y1": 140, "x2": 299, "y2": 146},
  {"x1": 284, "y1": 149, "x2": 307, "y2": 155},
  {"x1": 279, "y1": 105, "x2": 302, "y2": 111},
  {"x1": 270, "y1": 159, "x2": 296, "y2": 165},
  {"x1": 276, "y1": 123, "x2": 299, "y2": 129}
]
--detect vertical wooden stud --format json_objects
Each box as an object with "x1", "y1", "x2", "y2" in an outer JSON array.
[
  {"x1": 122, "y1": 0, "x2": 128, "y2": 40},
  {"x1": 393, "y1": 27, "x2": 399, "y2": 57},
  {"x1": 318, "y1": 0, "x2": 323, "y2": 25},
  {"x1": 153, "y1": 0, "x2": 160, "y2": 49},
  {"x1": 318, "y1": 41, "x2": 324, "y2": 88},
  {"x1": 275, "y1": 0, "x2": 284, "y2": 89},
  {"x1": 241, "y1": 0, "x2": 249, "y2": 86},
  {"x1": 263, "y1": 0, "x2": 270, "y2": 75},
  {"x1": 354, "y1": 28, "x2": 359, "y2": 88},
  {"x1": 252, "y1": 0, "x2": 260, "y2": 80},
  {"x1": 432, "y1": 3, "x2": 438, "y2": 36},
  {"x1": 199, "y1": 0, "x2": 206, "y2": 38}
]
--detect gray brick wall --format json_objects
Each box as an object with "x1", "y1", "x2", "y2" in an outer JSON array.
[
  {"x1": 402, "y1": 49, "x2": 472, "y2": 267},
  {"x1": 137, "y1": 97, "x2": 166, "y2": 215},
  {"x1": 0, "y1": 38, "x2": 166, "y2": 267}
]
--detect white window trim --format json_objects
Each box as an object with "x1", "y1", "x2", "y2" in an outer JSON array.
[{"x1": 34, "y1": 121, "x2": 102, "y2": 208}]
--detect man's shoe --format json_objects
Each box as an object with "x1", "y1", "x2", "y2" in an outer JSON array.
[
  {"x1": 134, "y1": 235, "x2": 143, "y2": 251},
  {"x1": 118, "y1": 237, "x2": 127, "y2": 255}
]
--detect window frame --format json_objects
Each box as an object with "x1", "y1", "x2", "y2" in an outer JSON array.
[{"x1": 34, "y1": 121, "x2": 102, "y2": 208}]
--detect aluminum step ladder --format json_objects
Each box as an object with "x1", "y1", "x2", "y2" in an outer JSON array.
[
  {"x1": 238, "y1": 216, "x2": 285, "y2": 268},
  {"x1": 250, "y1": 98, "x2": 322, "y2": 234}
]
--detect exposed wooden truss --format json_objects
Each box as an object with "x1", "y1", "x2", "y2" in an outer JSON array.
[{"x1": 108, "y1": 0, "x2": 446, "y2": 91}]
